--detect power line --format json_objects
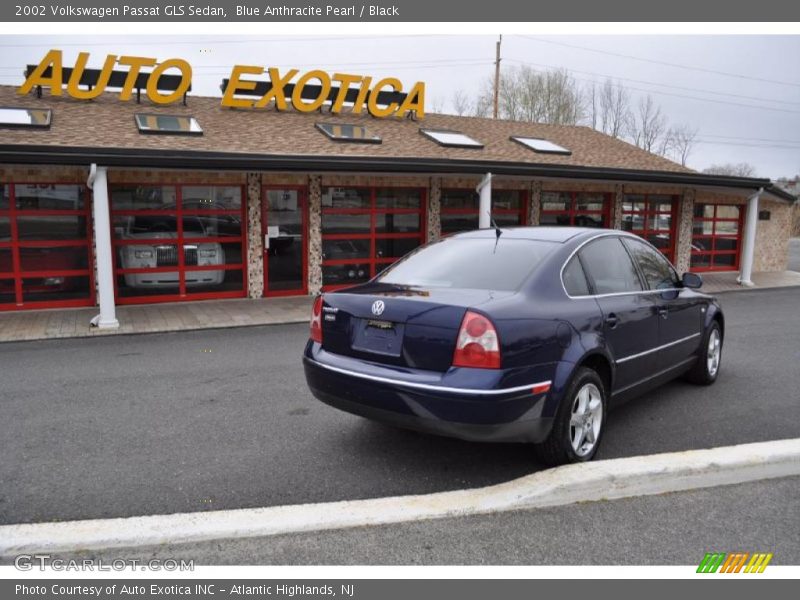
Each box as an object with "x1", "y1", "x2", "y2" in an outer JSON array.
[
  {"x1": 516, "y1": 35, "x2": 800, "y2": 89},
  {"x1": 505, "y1": 58, "x2": 800, "y2": 107},
  {"x1": 506, "y1": 59, "x2": 800, "y2": 115}
]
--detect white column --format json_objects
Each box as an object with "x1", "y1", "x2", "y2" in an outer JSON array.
[
  {"x1": 88, "y1": 164, "x2": 119, "y2": 328},
  {"x1": 477, "y1": 172, "x2": 492, "y2": 229},
  {"x1": 737, "y1": 188, "x2": 762, "y2": 288}
]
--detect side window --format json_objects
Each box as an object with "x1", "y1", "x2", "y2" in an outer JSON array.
[
  {"x1": 579, "y1": 237, "x2": 643, "y2": 294},
  {"x1": 563, "y1": 256, "x2": 591, "y2": 296},
  {"x1": 623, "y1": 238, "x2": 679, "y2": 290}
]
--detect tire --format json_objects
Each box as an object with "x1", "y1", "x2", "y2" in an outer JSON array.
[
  {"x1": 533, "y1": 367, "x2": 607, "y2": 467},
  {"x1": 684, "y1": 321, "x2": 722, "y2": 385}
]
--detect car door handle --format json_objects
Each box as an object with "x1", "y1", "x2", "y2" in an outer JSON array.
[
  {"x1": 658, "y1": 307, "x2": 669, "y2": 319},
  {"x1": 605, "y1": 313, "x2": 619, "y2": 329}
]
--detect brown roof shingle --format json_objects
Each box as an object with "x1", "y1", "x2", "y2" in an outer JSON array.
[{"x1": 0, "y1": 84, "x2": 692, "y2": 174}]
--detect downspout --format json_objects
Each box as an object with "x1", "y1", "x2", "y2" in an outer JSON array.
[
  {"x1": 87, "y1": 164, "x2": 119, "y2": 328},
  {"x1": 737, "y1": 187, "x2": 763, "y2": 288},
  {"x1": 477, "y1": 172, "x2": 492, "y2": 229}
]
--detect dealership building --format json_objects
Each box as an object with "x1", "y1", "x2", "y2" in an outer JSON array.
[{"x1": 0, "y1": 76, "x2": 796, "y2": 323}]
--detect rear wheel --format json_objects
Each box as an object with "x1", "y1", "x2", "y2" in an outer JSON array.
[
  {"x1": 533, "y1": 367, "x2": 607, "y2": 466},
  {"x1": 685, "y1": 321, "x2": 722, "y2": 385}
]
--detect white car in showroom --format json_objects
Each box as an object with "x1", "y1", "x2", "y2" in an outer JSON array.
[{"x1": 117, "y1": 215, "x2": 226, "y2": 289}]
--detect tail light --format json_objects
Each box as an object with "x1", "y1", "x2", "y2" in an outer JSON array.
[
  {"x1": 310, "y1": 295, "x2": 323, "y2": 343},
  {"x1": 453, "y1": 310, "x2": 501, "y2": 369}
]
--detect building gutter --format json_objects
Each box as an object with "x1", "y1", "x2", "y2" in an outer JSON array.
[{"x1": 0, "y1": 144, "x2": 784, "y2": 198}]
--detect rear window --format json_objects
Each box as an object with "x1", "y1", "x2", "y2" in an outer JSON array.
[{"x1": 377, "y1": 237, "x2": 556, "y2": 291}]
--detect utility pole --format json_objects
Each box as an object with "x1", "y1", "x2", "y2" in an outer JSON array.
[{"x1": 493, "y1": 35, "x2": 502, "y2": 119}]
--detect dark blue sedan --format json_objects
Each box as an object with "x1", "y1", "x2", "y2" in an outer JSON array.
[{"x1": 303, "y1": 227, "x2": 724, "y2": 465}]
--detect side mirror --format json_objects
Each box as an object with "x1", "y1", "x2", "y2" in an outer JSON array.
[{"x1": 682, "y1": 272, "x2": 703, "y2": 289}]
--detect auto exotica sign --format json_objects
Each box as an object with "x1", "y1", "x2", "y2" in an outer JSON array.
[{"x1": 19, "y1": 49, "x2": 426, "y2": 118}]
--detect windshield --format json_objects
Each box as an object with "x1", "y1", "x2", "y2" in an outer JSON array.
[{"x1": 377, "y1": 237, "x2": 556, "y2": 291}]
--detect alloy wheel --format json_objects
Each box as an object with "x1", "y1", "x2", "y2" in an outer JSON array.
[
  {"x1": 707, "y1": 328, "x2": 721, "y2": 378},
  {"x1": 569, "y1": 382, "x2": 603, "y2": 457}
]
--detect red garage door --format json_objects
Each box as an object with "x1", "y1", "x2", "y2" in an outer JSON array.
[
  {"x1": 0, "y1": 183, "x2": 94, "y2": 310},
  {"x1": 691, "y1": 203, "x2": 744, "y2": 271}
]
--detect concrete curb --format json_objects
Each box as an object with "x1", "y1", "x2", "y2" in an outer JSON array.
[{"x1": 2, "y1": 438, "x2": 798, "y2": 556}]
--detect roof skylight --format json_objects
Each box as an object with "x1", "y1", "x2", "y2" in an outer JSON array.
[
  {"x1": 511, "y1": 136, "x2": 571, "y2": 155},
  {"x1": 135, "y1": 113, "x2": 203, "y2": 135},
  {"x1": 0, "y1": 107, "x2": 51, "y2": 128},
  {"x1": 420, "y1": 129, "x2": 483, "y2": 148},
  {"x1": 316, "y1": 123, "x2": 382, "y2": 144}
]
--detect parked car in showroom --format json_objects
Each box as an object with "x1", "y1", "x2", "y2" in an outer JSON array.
[
  {"x1": 303, "y1": 227, "x2": 723, "y2": 466},
  {"x1": 116, "y1": 215, "x2": 226, "y2": 289}
]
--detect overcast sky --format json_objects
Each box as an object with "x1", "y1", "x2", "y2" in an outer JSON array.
[{"x1": 1, "y1": 34, "x2": 798, "y2": 179}]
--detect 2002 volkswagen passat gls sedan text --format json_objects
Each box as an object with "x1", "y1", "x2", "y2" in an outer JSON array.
[{"x1": 303, "y1": 227, "x2": 724, "y2": 465}]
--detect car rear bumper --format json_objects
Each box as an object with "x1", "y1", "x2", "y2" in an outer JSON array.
[{"x1": 303, "y1": 346, "x2": 555, "y2": 443}]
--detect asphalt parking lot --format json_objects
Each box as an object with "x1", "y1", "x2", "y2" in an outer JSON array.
[{"x1": 1, "y1": 286, "x2": 799, "y2": 525}]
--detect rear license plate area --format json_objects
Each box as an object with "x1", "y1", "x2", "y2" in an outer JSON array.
[{"x1": 351, "y1": 318, "x2": 405, "y2": 357}]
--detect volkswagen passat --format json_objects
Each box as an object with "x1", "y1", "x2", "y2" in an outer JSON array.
[{"x1": 303, "y1": 227, "x2": 724, "y2": 465}]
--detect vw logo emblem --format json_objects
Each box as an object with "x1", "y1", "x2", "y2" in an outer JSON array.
[{"x1": 371, "y1": 300, "x2": 385, "y2": 316}]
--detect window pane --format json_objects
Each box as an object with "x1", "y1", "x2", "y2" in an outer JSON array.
[
  {"x1": 694, "y1": 204, "x2": 715, "y2": 219},
  {"x1": 692, "y1": 237, "x2": 713, "y2": 252},
  {"x1": 322, "y1": 187, "x2": 370, "y2": 209},
  {"x1": 0, "y1": 278, "x2": 13, "y2": 304},
  {"x1": 715, "y1": 237, "x2": 739, "y2": 252},
  {"x1": 379, "y1": 238, "x2": 556, "y2": 291},
  {"x1": 492, "y1": 190, "x2": 522, "y2": 211},
  {"x1": 114, "y1": 215, "x2": 179, "y2": 238},
  {"x1": 574, "y1": 214, "x2": 605, "y2": 228},
  {"x1": 323, "y1": 263, "x2": 370, "y2": 286},
  {"x1": 182, "y1": 186, "x2": 242, "y2": 210},
  {"x1": 713, "y1": 254, "x2": 737, "y2": 267},
  {"x1": 715, "y1": 220, "x2": 739, "y2": 235},
  {"x1": 19, "y1": 246, "x2": 88, "y2": 272},
  {"x1": 579, "y1": 237, "x2": 643, "y2": 294},
  {"x1": 693, "y1": 220, "x2": 714, "y2": 235},
  {"x1": 14, "y1": 184, "x2": 85, "y2": 210},
  {"x1": 691, "y1": 254, "x2": 711, "y2": 268},
  {"x1": 322, "y1": 239, "x2": 370, "y2": 261},
  {"x1": 0, "y1": 185, "x2": 8, "y2": 210},
  {"x1": 441, "y1": 189, "x2": 478, "y2": 210},
  {"x1": 186, "y1": 215, "x2": 242, "y2": 238},
  {"x1": 648, "y1": 214, "x2": 672, "y2": 232},
  {"x1": 622, "y1": 213, "x2": 645, "y2": 232},
  {"x1": 116, "y1": 271, "x2": 180, "y2": 297},
  {"x1": 0, "y1": 248, "x2": 11, "y2": 274},
  {"x1": 649, "y1": 196, "x2": 674, "y2": 213},
  {"x1": 111, "y1": 185, "x2": 177, "y2": 210},
  {"x1": 186, "y1": 269, "x2": 244, "y2": 294},
  {"x1": 541, "y1": 192, "x2": 570, "y2": 212},
  {"x1": 646, "y1": 233, "x2": 672, "y2": 253},
  {"x1": 623, "y1": 195, "x2": 645, "y2": 212},
  {"x1": 22, "y1": 275, "x2": 90, "y2": 302},
  {"x1": 563, "y1": 257, "x2": 590, "y2": 296},
  {"x1": 16, "y1": 216, "x2": 87, "y2": 241},
  {"x1": 493, "y1": 213, "x2": 523, "y2": 227},
  {"x1": 441, "y1": 213, "x2": 479, "y2": 233},
  {"x1": 0, "y1": 216, "x2": 9, "y2": 239},
  {"x1": 540, "y1": 213, "x2": 572, "y2": 226},
  {"x1": 375, "y1": 238, "x2": 421, "y2": 259},
  {"x1": 716, "y1": 205, "x2": 740, "y2": 220},
  {"x1": 375, "y1": 213, "x2": 420, "y2": 234},
  {"x1": 322, "y1": 213, "x2": 371, "y2": 235},
  {"x1": 375, "y1": 189, "x2": 422, "y2": 209},
  {"x1": 624, "y1": 238, "x2": 677, "y2": 290},
  {"x1": 575, "y1": 193, "x2": 605, "y2": 212}
]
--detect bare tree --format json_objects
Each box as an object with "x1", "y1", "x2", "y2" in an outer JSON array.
[
  {"x1": 587, "y1": 82, "x2": 598, "y2": 130},
  {"x1": 481, "y1": 66, "x2": 584, "y2": 125},
  {"x1": 629, "y1": 95, "x2": 667, "y2": 153},
  {"x1": 667, "y1": 124, "x2": 699, "y2": 167},
  {"x1": 430, "y1": 95, "x2": 445, "y2": 114},
  {"x1": 598, "y1": 79, "x2": 631, "y2": 139},
  {"x1": 702, "y1": 163, "x2": 758, "y2": 177},
  {"x1": 451, "y1": 89, "x2": 472, "y2": 117}
]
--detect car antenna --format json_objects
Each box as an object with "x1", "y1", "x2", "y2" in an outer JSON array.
[{"x1": 489, "y1": 212, "x2": 503, "y2": 254}]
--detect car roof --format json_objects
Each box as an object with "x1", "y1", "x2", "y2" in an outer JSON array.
[{"x1": 450, "y1": 226, "x2": 615, "y2": 243}]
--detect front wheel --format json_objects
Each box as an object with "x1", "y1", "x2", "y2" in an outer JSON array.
[
  {"x1": 533, "y1": 367, "x2": 607, "y2": 466},
  {"x1": 685, "y1": 321, "x2": 722, "y2": 385}
]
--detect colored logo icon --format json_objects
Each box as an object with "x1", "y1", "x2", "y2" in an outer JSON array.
[{"x1": 697, "y1": 552, "x2": 773, "y2": 573}]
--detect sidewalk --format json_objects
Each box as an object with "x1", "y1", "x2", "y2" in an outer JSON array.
[
  {"x1": 0, "y1": 296, "x2": 311, "y2": 343},
  {"x1": 1, "y1": 270, "x2": 798, "y2": 344}
]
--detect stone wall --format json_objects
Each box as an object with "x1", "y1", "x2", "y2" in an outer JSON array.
[
  {"x1": 753, "y1": 198, "x2": 792, "y2": 272},
  {"x1": 307, "y1": 174, "x2": 322, "y2": 295},
  {"x1": 674, "y1": 188, "x2": 696, "y2": 275},
  {"x1": 427, "y1": 177, "x2": 441, "y2": 242},
  {"x1": 246, "y1": 172, "x2": 263, "y2": 298}
]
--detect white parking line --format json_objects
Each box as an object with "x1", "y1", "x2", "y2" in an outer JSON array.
[{"x1": 2, "y1": 438, "x2": 799, "y2": 556}]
